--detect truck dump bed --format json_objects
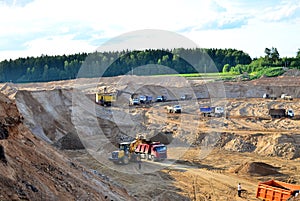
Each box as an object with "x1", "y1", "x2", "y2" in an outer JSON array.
[
  {"x1": 256, "y1": 180, "x2": 300, "y2": 201},
  {"x1": 200, "y1": 107, "x2": 213, "y2": 113}
]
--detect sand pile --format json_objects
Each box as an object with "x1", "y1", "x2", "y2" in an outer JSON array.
[
  {"x1": 283, "y1": 69, "x2": 300, "y2": 76},
  {"x1": 230, "y1": 162, "x2": 281, "y2": 176}
]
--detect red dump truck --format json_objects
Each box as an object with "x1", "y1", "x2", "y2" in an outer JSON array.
[
  {"x1": 256, "y1": 180, "x2": 300, "y2": 201},
  {"x1": 135, "y1": 141, "x2": 167, "y2": 161}
]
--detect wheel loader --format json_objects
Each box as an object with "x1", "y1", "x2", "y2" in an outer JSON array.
[{"x1": 109, "y1": 136, "x2": 145, "y2": 164}]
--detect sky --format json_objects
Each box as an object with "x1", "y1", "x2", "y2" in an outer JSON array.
[{"x1": 0, "y1": 0, "x2": 300, "y2": 61}]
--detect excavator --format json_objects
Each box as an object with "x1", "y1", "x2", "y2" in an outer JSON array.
[{"x1": 95, "y1": 87, "x2": 117, "y2": 106}]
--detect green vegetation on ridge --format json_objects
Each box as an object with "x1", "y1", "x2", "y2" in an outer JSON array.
[{"x1": 0, "y1": 47, "x2": 299, "y2": 83}]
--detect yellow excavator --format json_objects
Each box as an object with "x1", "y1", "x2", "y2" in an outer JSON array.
[
  {"x1": 95, "y1": 92, "x2": 116, "y2": 106},
  {"x1": 109, "y1": 135, "x2": 145, "y2": 164},
  {"x1": 95, "y1": 87, "x2": 117, "y2": 106}
]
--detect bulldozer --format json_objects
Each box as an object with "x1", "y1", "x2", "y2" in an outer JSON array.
[{"x1": 109, "y1": 136, "x2": 145, "y2": 164}]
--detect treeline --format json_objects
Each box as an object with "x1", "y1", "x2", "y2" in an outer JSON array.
[
  {"x1": 0, "y1": 48, "x2": 251, "y2": 83},
  {"x1": 224, "y1": 47, "x2": 300, "y2": 78}
]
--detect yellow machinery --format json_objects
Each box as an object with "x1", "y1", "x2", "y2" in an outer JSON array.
[
  {"x1": 95, "y1": 92, "x2": 116, "y2": 106},
  {"x1": 109, "y1": 136, "x2": 145, "y2": 164}
]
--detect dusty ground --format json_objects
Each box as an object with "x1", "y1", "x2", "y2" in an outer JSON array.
[
  {"x1": 0, "y1": 92, "x2": 134, "y2": 201},
  {"x1": 1, "y1": 71, "x2": 300, "y2": 200}
]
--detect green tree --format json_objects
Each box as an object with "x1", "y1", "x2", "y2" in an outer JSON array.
[
  {"x1": 264, "y1": 47, "x2": 280, "y2": 64},
  {"x1": 222, "y1": 64, "x2": 231, "y2": 73},
  {"x1": 43, "y1": 64, "x2": 49, "y2": 81},
  {"x1": 264, "y1": 48, "x2": 271, "y2": 61},
  {"x1": 297, "y1": 49, "x2": 300, "y2": 58},
  {"x1": 270, "y1": 47, "x2": 280, "y2": 63}
]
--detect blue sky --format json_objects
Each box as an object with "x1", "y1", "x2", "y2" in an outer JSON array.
[{"x1": 0, "y1": 0, "x2": 300, "y2": 61}]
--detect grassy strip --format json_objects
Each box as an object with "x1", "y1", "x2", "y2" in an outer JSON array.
[
  {"x1": 154, "y1": 72, "x2": 238, "y2": 78},
  {"x1": 249, "y1": 67, "x2": 284, "y2": 79}
]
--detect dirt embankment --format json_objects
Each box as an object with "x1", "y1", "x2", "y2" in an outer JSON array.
[
  {"x1": 14, "y1": 89, "x2": 131, "y2": 149},
  {"x1": 1, "y1": 75, "x2": 300, "y2": 200},
  {"x1": 0, "y1": 92, "x2": 134, "y2": 201},
  {"x1": 5, "y1": 75, "x2": 300, "y2": 160}
]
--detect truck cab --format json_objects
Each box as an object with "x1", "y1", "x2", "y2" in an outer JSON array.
[
  {"x1": 129, "y1": 93, "x2": 140, "y2": 106},
  {"x1": 287, "y1": 109, "x2": 294, "y2": 117},
  {"x1": 214, "y1": 107, "x2": 224, "y2": 117},
  {"x1": 156, "y1": 96, "x2": 167, "y2": 102},
  {"x1": 151, "y1": 144, "x2": 167, "y2": 161},
  {"x1": 129, "y1": 98, "x2": 140, "y2": 105},
  {"x1": 167, "y1": 105, "x2": 182, "y2": 113}
]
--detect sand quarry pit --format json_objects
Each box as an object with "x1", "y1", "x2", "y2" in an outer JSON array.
[{"x1": 0, "y1": 73, "x2": 300, "y2": 200}]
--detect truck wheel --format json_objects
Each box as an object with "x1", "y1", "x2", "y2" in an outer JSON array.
[
  {"x1": 151, "y1": 155, "x2": 155, "y2": 162},
  {"x1": 122, "y1": 156, "x2": 129, "y2": 165}
]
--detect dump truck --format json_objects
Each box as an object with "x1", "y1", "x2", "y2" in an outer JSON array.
[
  {"x1": 95, "y1": 92, "x2": 116, "y2": 106},
  {"x1": 166, "y1": 105, "x2": 182, "y2": 113},
  {"x1": 281, "y1": 94, "x2": 293, "y2": 100},
  {"x1": 269, "y1": 108, "x2": 294, "y2": 118},
  {"x1": 256, "y1": 180, "x2": 300, "y2": 201},
  {"x1": 109, "y1": 136, "x2": 167, "y2": 164},
  {"x1": 135, "y1": 141, "x2": 167, "y2": 161},
  {"x1": 263, "y1": 93, "x2": 277, "y2": 100},
  {"x1": 156, "y1": 95, "x2": 167, "y2": 102},
  {"x1": 200, "y1": 106, "x2": 224, "y2": 117},
  {"x1": 284, "y1": 96, "x2": 293, "y2": 100},
  {"x1": 139, "y1": 95, "x2": 152, "y2": 104}
]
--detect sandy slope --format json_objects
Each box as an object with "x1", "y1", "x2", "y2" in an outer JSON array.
[
  {"x1": 0, "y1": 92, "x2": 134, "y2": 201},
  {"x1": 1, "y1": 73, "x2": 300, "y2": 200}
]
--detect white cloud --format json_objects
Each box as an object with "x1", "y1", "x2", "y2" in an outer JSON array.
[
  {"x1": 0, "y1": 0, "x2": 300, "y2": 61},
  {"x1": 262, "y1": 0, "x2": 300, "y2": 22}
]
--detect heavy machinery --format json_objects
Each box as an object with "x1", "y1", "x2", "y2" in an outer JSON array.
[
  {"x1": 139, "y1": 95, "x2": 152, "y2": 104},
  {"x1": 156, "y1": 95, "x2": 167, "y2": 102},
  {"x1": 166, "y1": 105, "x2": 182, "y2": 113},
  {"x1": 281, "y1": 94, "x2": 293, "y2": 100},
  {"x1": 109, "y1": 136, "x2": 145, "y2": 164},
  {"x1": 129, "y1": 93, "x2": 140, "y2": 106},
  {"x1": 200, "y1": 106, "x2": 224, "y2": 117},
  {"x1": 109, "y1": 136, "x2": 167, "y2": 164},
  {"x1": 95, "y1": 92, "x2": 116, "y2": 106},
  {"x1": 256, "y1": 180, "x2": 300, "y2": 201},
  {"x1": 263, "y1": 93, "x2": 277, "y2": 100},
  {"x1": 135, "y1": 142, "x2": 167, "y2": 161},
  {"x1": 269, "y1": 108, "x2": 294, "y2": 118}
]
